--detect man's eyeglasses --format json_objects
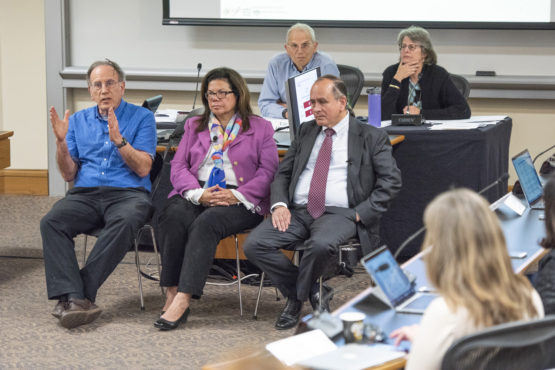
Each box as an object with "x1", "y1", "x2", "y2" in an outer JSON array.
[
  {"x1": 399, "y1": 44, "x2": 422, "y2": 52},
  {"x1": 205, "y1": 90, "x2": 234, "y2": 99},
  {"x1": 91, "y1": 80, "x2": 120, "y2": 91},
  {"x1": 287, "y1": 42, "x2": 313, "y2": 51}
]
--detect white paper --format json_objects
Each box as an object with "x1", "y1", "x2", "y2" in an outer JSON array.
[
  {"x1": 380, "y1": 120, "x2": 392, "y2": 127},
  {"x1": 504, "y1": 193, "x2": 527, "y2": 215},
  {"x1": 154, "y1": 109, "x2": 179, "y2": 123},
  {"x1": 265, "y1": 329, "x2": 337, "y2": 366},
  {"x1": 427, "y1": 115, "x2": 507, "y2": 130},
  {"x1": 265, "y1": 117, "x2": 289, "y2": 131}
]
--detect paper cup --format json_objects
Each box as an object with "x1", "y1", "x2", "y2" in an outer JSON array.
[{"x1": 339, "y1": 312, "x2": 366, "y2": 343}]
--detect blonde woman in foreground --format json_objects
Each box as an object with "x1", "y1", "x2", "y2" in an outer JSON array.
[{"x1": 390, "y1": 188, "x2": 544, "y2": 370}]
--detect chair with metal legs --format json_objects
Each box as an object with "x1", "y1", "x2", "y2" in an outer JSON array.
[
  {"x1": 82, "y1": 210, "x2": 164, "y2": 310},
  {"x1": 81, "y1": 152, "x2": 165, "y2": 310},
  {"x1": 210, "y1": 230, "x2": 268, "y2": 317},
  {"x1": 253, "y1": 238, "x2": 361, "y2": 319}
]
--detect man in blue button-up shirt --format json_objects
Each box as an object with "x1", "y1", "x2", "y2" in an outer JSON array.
[
  {"x1": 258, "y1": 23, "x2": 340, "y2": 119},
  {"x1": 40, "y1": 59, "x2": 157, "y2": 329}
]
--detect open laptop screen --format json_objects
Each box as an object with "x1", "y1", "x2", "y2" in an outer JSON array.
[
  {"x1": 512, "y1": 149, "x2": 543, "y2": 205},
  {"x1": 362, "y1": 246, "x2": 414, "y2": 307}
]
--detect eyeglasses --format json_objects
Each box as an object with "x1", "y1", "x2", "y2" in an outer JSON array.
[
  {"x1": 90, "y1": 79, "x2": 120, "y2": 91},
  {"x1": 399, "y1": 44, "x2": 422, "y2": 52},
  {"x1": 205, "y1": 90, "x2": 234, "y2": 99},
  {"x1": 287, "y1": 42, "x2": 314, "y2": 51}
]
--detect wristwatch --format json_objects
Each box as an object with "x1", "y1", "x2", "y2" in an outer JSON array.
[{"x1": 115, "y1": 137, "x2": 127, "y2": 149}]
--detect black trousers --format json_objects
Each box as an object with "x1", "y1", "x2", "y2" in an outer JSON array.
[
  {"x1": 40, "y1": 187, "x2": 151, "y2": 302},
  {"x1": 158, "y1": 195, "x2": 263, "y2": 298},
  {"x1": 243, "y1": 206, "x2": 357, "y2": 301}
]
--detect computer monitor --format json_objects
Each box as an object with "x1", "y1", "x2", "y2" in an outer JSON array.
[
  {"x1": 284, "y1": 67, "x2": 321, "y2": 142},
  {"x1": 142, "y1": 94, "x2": 163, "y2": 113}
]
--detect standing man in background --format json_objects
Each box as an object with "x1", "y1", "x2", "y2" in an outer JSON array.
[
  {"x1": 40, "y1": 59, "x2": 156, "y2": 329},
  {"x1": 258, "y1": 23, "x2": 340, "y2": 119}
]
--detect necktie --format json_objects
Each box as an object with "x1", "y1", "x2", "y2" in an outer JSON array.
[{"x1": 307, "y1": 128, "x2": 335, "y2": 219}]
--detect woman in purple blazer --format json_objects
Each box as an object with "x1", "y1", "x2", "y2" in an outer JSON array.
[{"x1": 154, "y1": 67, "x2": 279, "y2": 330}]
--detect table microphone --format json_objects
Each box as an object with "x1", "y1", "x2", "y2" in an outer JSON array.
[
  {"x1": 533, "y1": 144, "x2": 555, "y2": 164},
  {"x1": 192, "y1": 62, "x2": 202, "y2": 110},
  {"x1": 393, "y1": 172, "x2": 509, "y2": 260}
]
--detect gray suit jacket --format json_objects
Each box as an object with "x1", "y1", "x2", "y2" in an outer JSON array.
[{"x1": 271, "y1": 115, "x2": 402, "y2": 254}]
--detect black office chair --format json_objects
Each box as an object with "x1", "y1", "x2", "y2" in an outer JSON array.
[
  {"x1": 450, "y1": 74, "x2": 471, "y2": 99},
  {"x1": 337, "y1": 64, "x2": 365, "y2": 108},
  {"x1": 441, "y1": 315, "x2": 555, "y2": 370},
  {"x1": 142, "y1": 94, "x2": 163, "y2": 113},
  {"x1": 170, "y1": 106, "x2": 205, "y2": 142}
]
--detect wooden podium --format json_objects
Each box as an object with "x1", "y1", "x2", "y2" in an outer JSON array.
[{"x1": 0, "y1": 131, "x2": 13, "y2": 169}]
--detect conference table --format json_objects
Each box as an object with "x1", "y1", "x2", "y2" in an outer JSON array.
[
  {"x1": 159, "y1": 116, "x2": 512, "y2": 263},
  {"x1": 330, "y1": 197, "x2": 547, "y2": 369},
  {"x1": 381, "y1": 118, "x2": 512, "y2": 260}
]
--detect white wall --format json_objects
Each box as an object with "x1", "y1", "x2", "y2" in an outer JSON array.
[
  {"x1": 0, "y1": 0, "x2": 47, "y2": 170},
  {"x1": 68, "y1": 1, "x2": 555, "y2": 76},
  {"x1": 1, "y1": 0, "x2": 552, "y2": 177}
]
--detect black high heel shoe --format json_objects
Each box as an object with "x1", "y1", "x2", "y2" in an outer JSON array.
[{"x1": 154, "y1": 307, "x2": 190, "y2": 331}]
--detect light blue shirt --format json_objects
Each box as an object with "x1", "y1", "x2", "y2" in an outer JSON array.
[
  {"x1": 66, "y1": 99, "x2": 157, "y2": 191},
  {"x1": 258, "y1": 51, "x2": 340, "y2": 118}
]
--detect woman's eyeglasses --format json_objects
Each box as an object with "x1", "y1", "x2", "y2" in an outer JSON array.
[
  {"x1": 399, "y1": 44, "x2": 422, "y2": 52},
  {"x1": 205, "y1": 90, "x2": 234, "y2": 99}
]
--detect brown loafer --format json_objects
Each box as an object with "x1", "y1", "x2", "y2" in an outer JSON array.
[
  {"x1": 51, "y1": 300, "x2": 69, "y2": 319},
  {"x1": 59, "y1": 298, "x2": 102, "y2": 329}
]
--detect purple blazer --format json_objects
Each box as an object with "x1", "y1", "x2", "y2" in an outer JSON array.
[{"x1": 168, "y1": 115, "x2": 279, "y2": 215}]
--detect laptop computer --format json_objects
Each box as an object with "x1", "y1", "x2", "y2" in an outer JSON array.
[
  {"x1": 296, "y1": 343, "x2": 405, "y2": 370},
  {"x1": 361, "y1": 246, "x2": 437, "y2": 314},
  {"x1": 512, "y1": 149, "x2": 545, "y2": 210}
]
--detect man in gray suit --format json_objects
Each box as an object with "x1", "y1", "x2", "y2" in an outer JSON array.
[{"x1": 244, "y1": 75, "x2": 402, "y2": 330}]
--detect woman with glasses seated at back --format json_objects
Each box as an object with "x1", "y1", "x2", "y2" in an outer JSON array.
[
  {"x1": 154, "y1": 67, "x2": 279, "y2": 331},
  {"x1": 381, "y1": 26, "x2": 471, "y2": 121},
  {"x1": 390, "y1": 188, "x2": 544, "y2": 370}
]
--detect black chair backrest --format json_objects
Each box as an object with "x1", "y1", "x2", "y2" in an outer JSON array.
[
  {"x1": 441, "y1": 315, "x2": 555, "y2": 370},
  {"x1": 450, "y1": 74, "x2": 471, "y2": 99},
  {"x1": 171, "y1": 106, "x2": 205, "y2": 142},
  {"x1": 142, "y1": 94, "x2": 163, "y2": 113},
  {"x1": 337, "y1": 64, "x2": 365, "y2": 108}
]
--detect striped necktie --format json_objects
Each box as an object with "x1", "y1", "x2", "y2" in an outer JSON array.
[{"x1": 307, "y1": 128, "x2": 335, "y2": 219}]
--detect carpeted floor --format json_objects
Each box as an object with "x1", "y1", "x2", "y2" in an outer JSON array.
[{"x1": 0, "y1": 195, "x2": 372, "y2": 369}]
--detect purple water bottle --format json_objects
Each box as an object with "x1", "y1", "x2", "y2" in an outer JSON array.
[{"x1": 367, "y1": 87, "x2": 381, "y2": 127}]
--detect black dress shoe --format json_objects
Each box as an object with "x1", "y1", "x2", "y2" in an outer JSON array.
[
  {"x1": 309, "y1": 284, "x2": 334, "y2": 312},
  {"x1": 59, "y1": 298, "x2": 102, "y2": 329},
  {"x1": 154, "y1": 307, "x2": 190, "y2": 331},
  {"x1": 275, "y1": 298, "x2": 303, "y2": 330}
]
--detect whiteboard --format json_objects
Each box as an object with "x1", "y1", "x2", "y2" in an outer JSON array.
[{"x1": 68, "y1": 0, "x2": 555, "y2": 77}]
